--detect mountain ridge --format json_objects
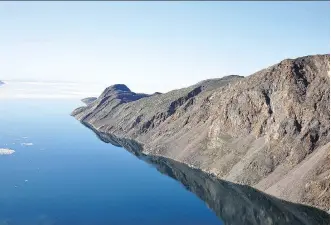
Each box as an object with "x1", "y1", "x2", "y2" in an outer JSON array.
[{"x1": 72, "y1": 54, "x2": 330, "y2": 210}]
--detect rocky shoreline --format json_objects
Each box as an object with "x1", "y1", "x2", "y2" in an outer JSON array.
[
  {"x1": 72, "y1": 54, "x2": 330, "y2": 211},
  {"x1": 84, "y1": 125, "x2": 330, "y2": 225}
]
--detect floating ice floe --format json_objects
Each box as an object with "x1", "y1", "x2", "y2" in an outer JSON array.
[
  {"x1": 0, "y1": 148, "x2": 15, "y2": 155},
  {"x1": 21, "y1": 142, "x2": 33, "y2": 146}
]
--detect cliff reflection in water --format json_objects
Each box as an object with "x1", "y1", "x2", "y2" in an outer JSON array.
[{"x1": 84, "y1": 123, "x2": 329, "y2": 225}]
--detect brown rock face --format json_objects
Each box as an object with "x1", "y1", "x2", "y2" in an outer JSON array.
[{"x1": 72, "y1": 54, "x2": 330, "y2": 210}]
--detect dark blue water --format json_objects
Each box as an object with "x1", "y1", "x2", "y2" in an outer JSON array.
[{"x1": 0, "y1": 99, "x2": 222, "y2": 225}]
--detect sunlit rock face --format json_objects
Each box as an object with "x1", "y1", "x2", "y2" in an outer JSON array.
[{"x1": 73, "y1": 54, "x2": 330, "y2": 211}]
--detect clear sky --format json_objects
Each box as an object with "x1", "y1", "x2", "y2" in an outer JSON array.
[{"x1": 0, "y1": 1, "x2": 329, "y2": 93}]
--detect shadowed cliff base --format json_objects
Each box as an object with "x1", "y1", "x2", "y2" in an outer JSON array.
[{"x1": 83, "y1": 123, "x2": 329, "y2": 225}]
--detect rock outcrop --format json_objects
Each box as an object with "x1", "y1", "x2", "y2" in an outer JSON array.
[
  {"x1": 72, "y1": 54, "x2": 330, "y2": 210},
  {"x1": 81, "y1": 97, "x2": 97, "y2": 105}
]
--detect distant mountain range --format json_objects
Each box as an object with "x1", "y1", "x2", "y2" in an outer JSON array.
[{"x1": 81, "y1": 97, "x2": 97, "y2": 106}]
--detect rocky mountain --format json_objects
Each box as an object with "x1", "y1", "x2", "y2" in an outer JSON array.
[{"x1": 72, "y1": 54, "x2": 330, "y2": 210}]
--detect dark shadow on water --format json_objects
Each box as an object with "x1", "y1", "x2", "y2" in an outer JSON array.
[{"x1": 83, "y1": 122, "x2": 330, "y2": 225}]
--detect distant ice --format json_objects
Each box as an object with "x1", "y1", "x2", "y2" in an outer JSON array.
[
  {"x1": 21, "y1": 142, "x2": 33, "y2": 146},
  {"x1": 0, "y1": 148, "x2": 15, "y2": 155},
  {"x1": 0, "y1": 81, "x2": 105, "y2": 99}
]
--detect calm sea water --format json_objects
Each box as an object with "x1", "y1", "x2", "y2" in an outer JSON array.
[{"x1": 0, "y1": 99, "x2": 222, "y2": 225}]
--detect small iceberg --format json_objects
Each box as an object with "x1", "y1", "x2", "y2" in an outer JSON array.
[
  {"x1": 21, "y1": 142, "x2": 33, "y2": 146},
  {"x1": 0, "y1": 148, "x2": 15, "y2": 155}
]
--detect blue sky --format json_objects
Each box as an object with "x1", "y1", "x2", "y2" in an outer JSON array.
[{"x1": 0, "y1": 2, "x2": 329, "y2": 93}]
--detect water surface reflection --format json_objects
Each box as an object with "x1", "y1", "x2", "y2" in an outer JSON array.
[{"x1": 85, "y1": 123, "x2": 329, "y2": 225}]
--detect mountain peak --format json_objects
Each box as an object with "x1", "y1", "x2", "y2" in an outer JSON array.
[{"x1": 109, "y1": 84, "x2": 131, "y2": 92}]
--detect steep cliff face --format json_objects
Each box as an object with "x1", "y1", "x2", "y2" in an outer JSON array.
[{"x1": 72, "y1": 54, "x2": 330, "y2": 210}]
